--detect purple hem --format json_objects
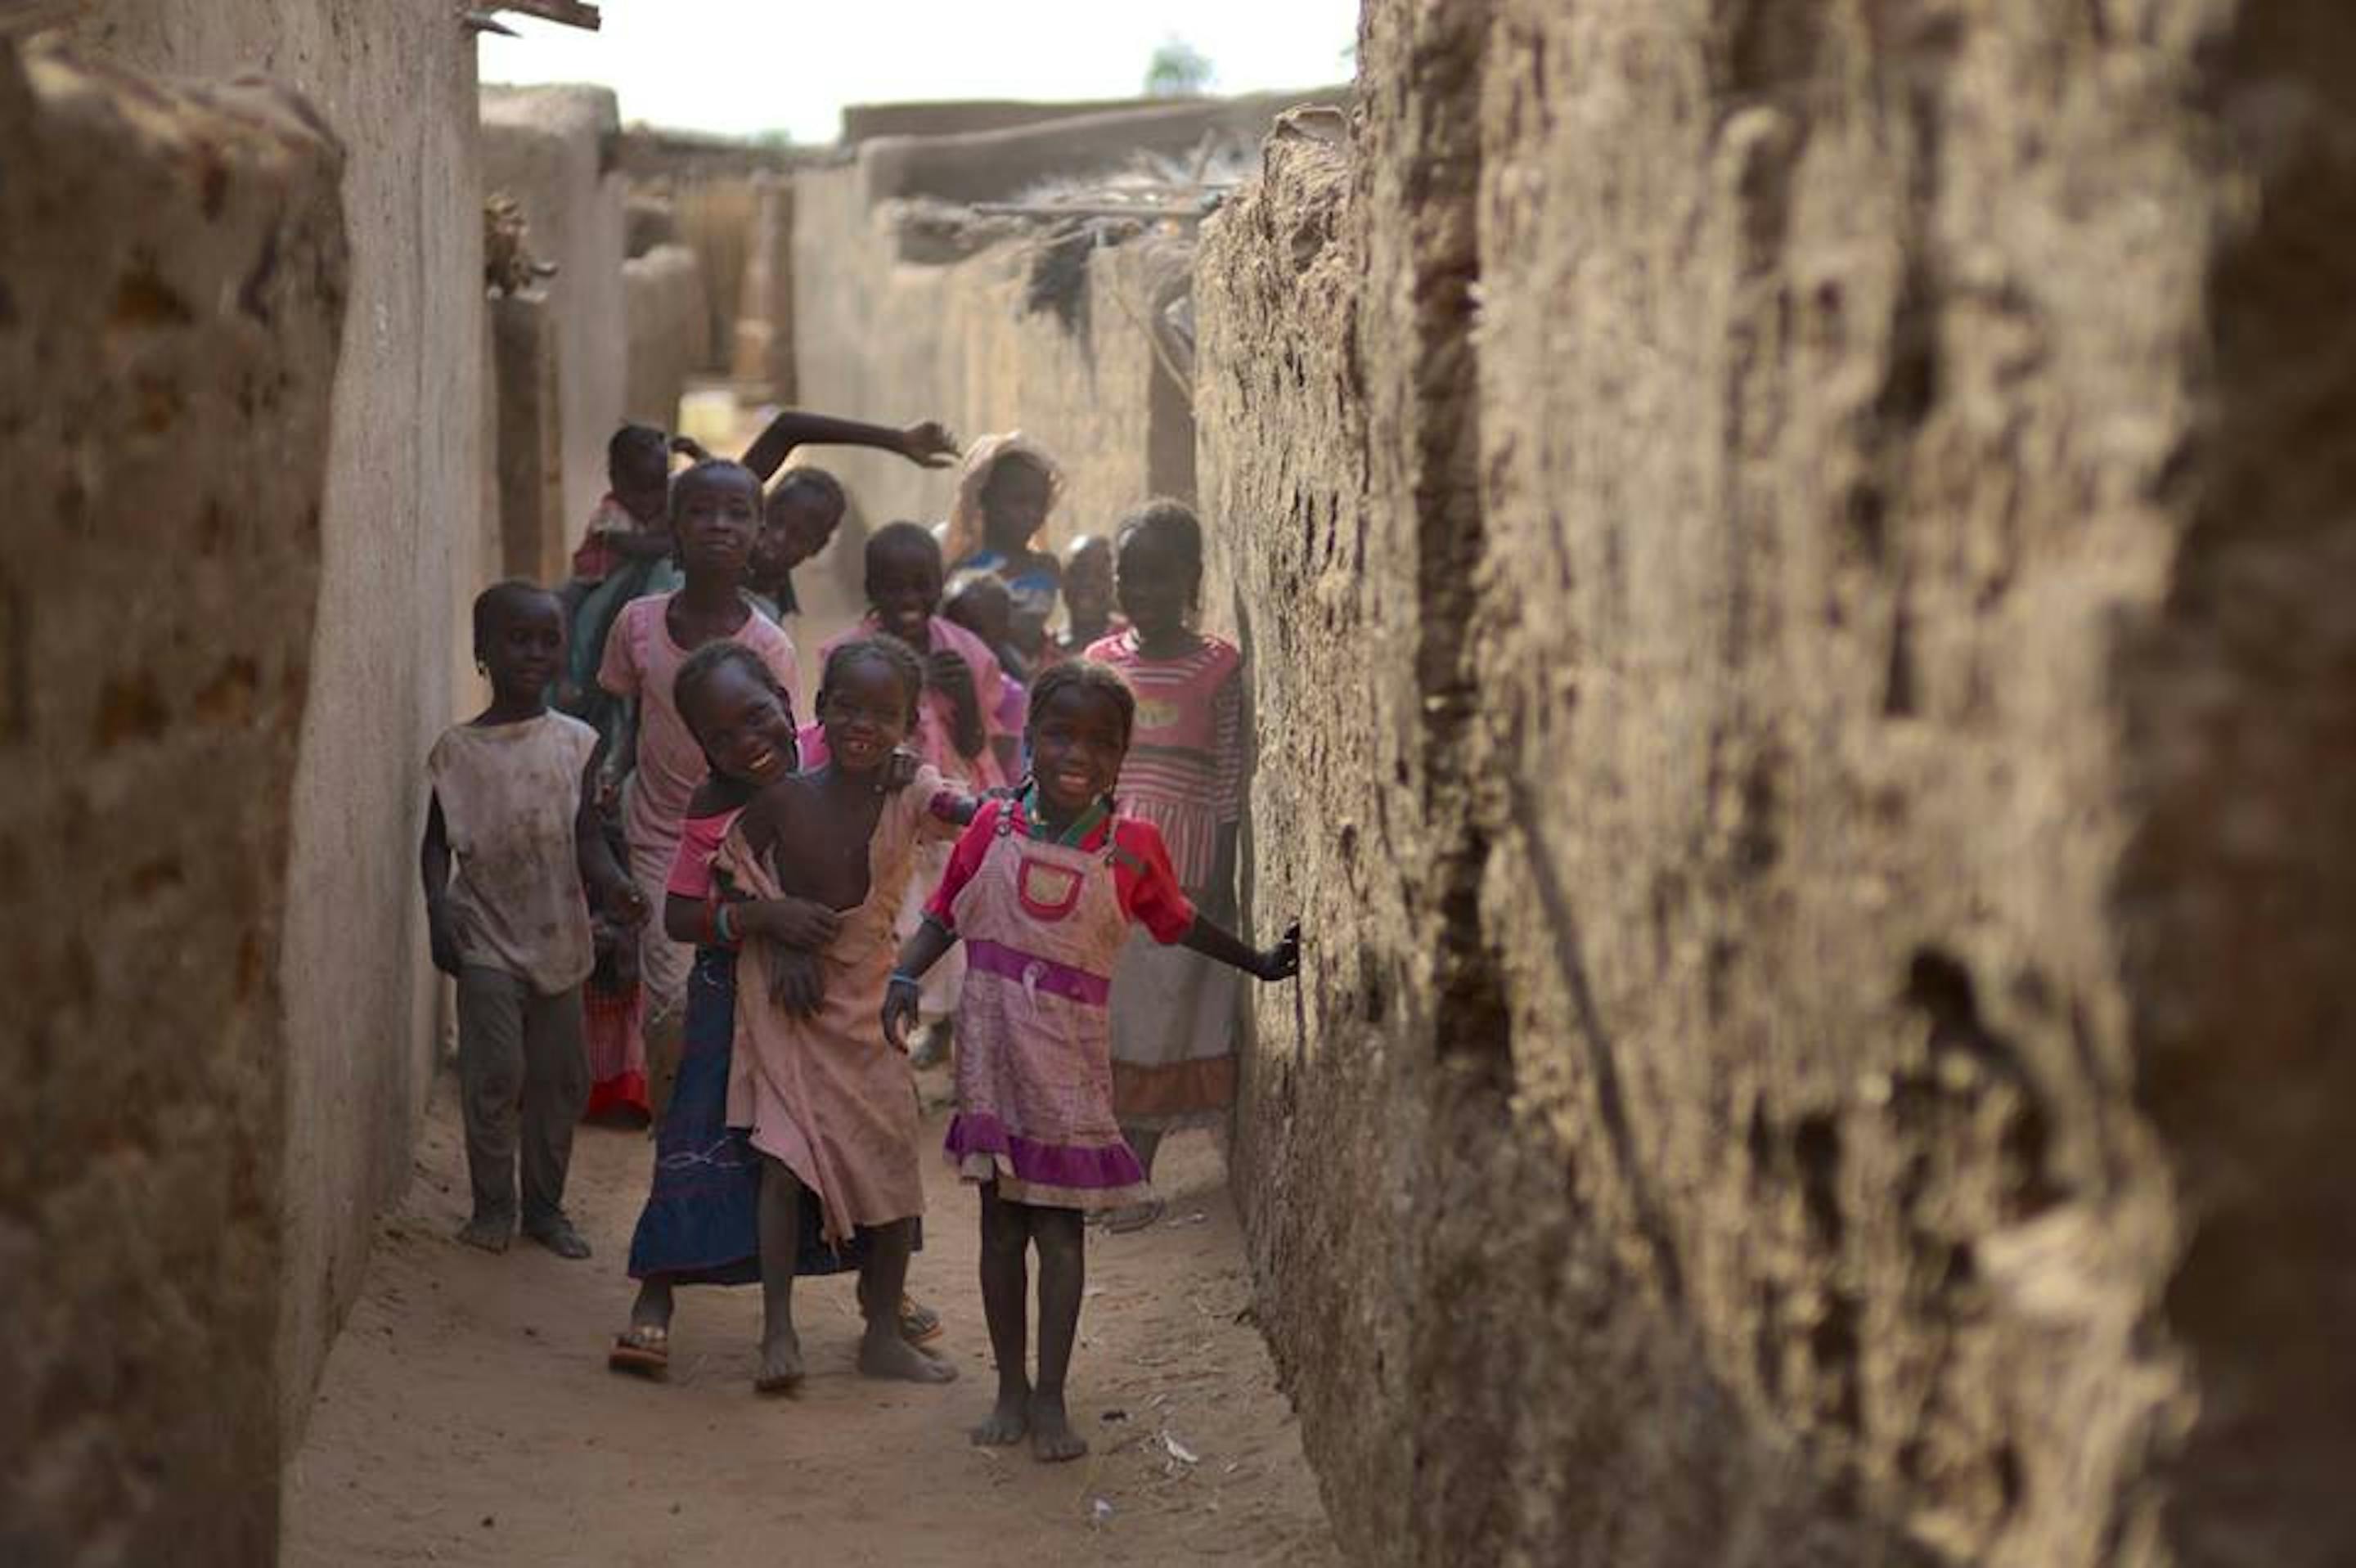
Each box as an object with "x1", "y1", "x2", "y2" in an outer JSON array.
[
  {"x1": 965, "y1": 939, "x2": 1112, "y2": 1007},
  {"x1": 944, "y1": 1113, "x2": 1144, "y2": 1189}
]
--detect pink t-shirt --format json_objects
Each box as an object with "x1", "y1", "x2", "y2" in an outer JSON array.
[
  {"x1": 664, "y1": 806, "x2": 742, "y2": 902},
  {"x1": 597, "y1": 593, "x2": 798, "y2": 852},
  {"x1": 819, "y1": 614, "x2": 1009, "y2": 790}
]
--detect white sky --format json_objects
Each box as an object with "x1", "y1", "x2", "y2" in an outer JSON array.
[{"x1": 479, "y1": 2, "x2": 1360, "y2": 144}]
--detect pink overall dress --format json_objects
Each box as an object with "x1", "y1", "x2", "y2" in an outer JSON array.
[{"x1": 942, "y1": 811, "x2": 1153, "y2": 1212}]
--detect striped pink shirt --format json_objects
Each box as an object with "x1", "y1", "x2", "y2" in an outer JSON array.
[{"x1": 1084, "y1": 630, "x2": 1243, "y2": 894}]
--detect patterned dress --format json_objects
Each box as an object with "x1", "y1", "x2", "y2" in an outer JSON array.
[
  {"x1": 1085, "y1": 631, "x2": 1245, "y2": 1129},
  {"x1": 928, "y1": 797, "x2": 1196, "y2": 1211}
]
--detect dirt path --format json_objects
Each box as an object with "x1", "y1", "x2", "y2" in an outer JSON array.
[{"x1": 281, "y1": 1065, "x2": 1338, "y2": 1566}]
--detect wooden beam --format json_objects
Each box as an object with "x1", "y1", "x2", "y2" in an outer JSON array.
[{"x1": 492, "y1": 0, "x2": 600, "y2": 31}]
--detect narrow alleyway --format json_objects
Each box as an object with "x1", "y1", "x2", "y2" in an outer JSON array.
[{"x1": 281, "y1": 1065, "x2": 1337, "y2": 1566}]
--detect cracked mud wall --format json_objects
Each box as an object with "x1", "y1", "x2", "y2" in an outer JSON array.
[
  {"x1": 1199, "y1": 2, "x2": 2356, "y2": 1565},
  {"x1": 0, "y1": 41, "x2": 346, "y2": 1563},
  {"x1": 59, "y1": 0, "x2": 492, "y2": 1447}
]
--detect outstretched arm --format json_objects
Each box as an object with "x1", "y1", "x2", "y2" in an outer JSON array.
[
  {"x1": 1181, "y1": 913, "x2": 1301, "y2": 983},
  {"x1": 739, "y1": 410, "x2": 960, "y2": 483}
]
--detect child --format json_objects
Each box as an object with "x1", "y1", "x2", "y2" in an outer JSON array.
[
  {"x1": 422, "y1": 581, "x2": 649, "y2": 1256},
  {"x1": 570, "y1": 425, "x2": 680, "y2": 587},
  {"x1": 613, "y1": 643, "x2": 931, "y2": 1375},
  {"x1": 943, "y1": 432, "x2": 1063, "y2": 663},
  {"x1": 943, "y1": 570, "x2": 1030, "y2": 778},
  {"x1": 1085, "y1": 501, "x2": 1247, "y2": 1231},
  {"x1": 567, "y1": 411, "x2": 952, "y2": 730},
  {"x1": 596, "y1": 460, "x2": 800, "y2": 1121},
  {"x1": 749, "y1": 466, "x2": 850, "y2": 621},
  {"x1": 1051, "y1": 533, "x2": 1122, "y2": 661},
  {"x1": 834, "y1": 523, "x2": 1014, "y2": 1055},
  {"x1": 720, "y1": 636, "x2": 988, "y2": 1392},
  {"x1": 884, "y1": 662, "x2": 1300, "y2": 1462}
]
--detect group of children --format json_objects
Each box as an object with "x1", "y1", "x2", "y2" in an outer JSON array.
[{"x1": 418, "y1": 412, "x2": 1298, "y2": 1462}]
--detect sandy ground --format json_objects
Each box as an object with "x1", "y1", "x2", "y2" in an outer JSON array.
[
  {"x1": 280, "y1": 1065, "x2": 1339, "y2": 1567},
  {"x1": 278, "y1": 406, "x2": 1333, "y2": 1563}
]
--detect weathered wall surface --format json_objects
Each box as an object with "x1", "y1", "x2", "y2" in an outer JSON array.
[
  {"x1": 61, "y1": 0, "x2": 492, "y2": 1449},
  {"x1": 482, "y1": 83, "x2": 623, "y2": 528},
  {"x1": 1200, "y1": 2, "x2": 2356, "y2": 1565},
  {"x1": 792, "y1": 186, "x2": 1208, "y2": 538},
  {"x1": 731, "y1": 173, "x2": 794, "y2": 399},
  {"x1": 491, "y1": 289, "x2": 566, "y2": 583},
  {"x1": 623, "y1": 241, "x2": 706, "y2": 429},
  {"x1": 0, "y1": 40, "x2": 346, "y2": 1563}
]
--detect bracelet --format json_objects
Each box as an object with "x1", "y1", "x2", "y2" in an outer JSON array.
[
  {"x1": 887, "y1": 971, "x2": 921, "y2": 992},
  {"x1": 714, "y1": 903, "x2": 738, "y2": 946}
]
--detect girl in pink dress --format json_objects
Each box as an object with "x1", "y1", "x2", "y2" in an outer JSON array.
[
  {"x1": 1085, "y1": 501, "x2": 1248, "y2": 1230},
  {"x1": 596, "y1": 461, "x2": 798, "y2": 1117},
  {"x1": 885, "y1": 661, "x2": 1300, "y2": 1465}
]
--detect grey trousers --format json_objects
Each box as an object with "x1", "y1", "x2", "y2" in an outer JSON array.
[{"x1": 456, "y1": 966, "x2": 589, "y2": 1226}]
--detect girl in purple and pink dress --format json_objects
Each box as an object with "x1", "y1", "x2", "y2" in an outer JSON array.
[
  {"x1": 884, "y1": 661, "x2": 1299, "y2": 1467},
  {"x1": 1084, "y1": 500, "x2": 1248, "y2": 1230}
]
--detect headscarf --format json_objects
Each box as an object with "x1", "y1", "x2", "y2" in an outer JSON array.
[{"x1": 942, "y1": 430, "x2": 1065, "y2": 568}]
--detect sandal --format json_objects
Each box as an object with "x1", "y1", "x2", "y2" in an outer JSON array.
[
  {"x1": 1105, "y1": 1198, "x2": 1167, "y2": 1235},
  {"x1": 898, "y1": 1294, "x2": 944, "y2": 1346},
  {"x1": 607, "y1": 1323, "x2": 669, "y2": 1379}
]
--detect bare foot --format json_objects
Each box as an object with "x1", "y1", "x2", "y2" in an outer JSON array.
[
  {"x1": 753, "y1": 1327, "x2": 804, "y2": 1395},
  {"x1": 971, "y1": 1385, "x2": 1029, "y2": 1445},
  {"x1": 1028, "y1": 1392, "x2": 1088, "y2": 1463},
  {"x1": 456, "y1": 1214, "x2": 512, "y2": 1254},
  {"x1": 858, "y1": 1330, "x2": 958, "y2": 1384}
]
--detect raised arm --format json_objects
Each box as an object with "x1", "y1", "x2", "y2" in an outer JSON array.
[{"x1": 738, "y1": 409, "x2": 960, "y2": 483}]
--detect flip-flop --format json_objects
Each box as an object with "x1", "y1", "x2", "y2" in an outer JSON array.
[
  {"x1": 898, "y1": 1295, "x2": 944, "y2": 1346},
  {"x1": 1105, "y1": 1198, "x2": 1167, "y2": 1235},
  {"x1": 607, "y1": 1324, "x2": 669, "y2": 1379}
]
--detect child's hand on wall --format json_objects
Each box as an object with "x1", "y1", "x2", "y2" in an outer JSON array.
[{"x1": 1254, "y1": 922, "x2": 1302, "y2": 983}]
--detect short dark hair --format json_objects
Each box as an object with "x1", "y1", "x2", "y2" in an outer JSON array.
[
  {"x1": 672, "y1": 640, "x2": 791, "y2": 739},
  {"x1": 866, "y1": 519, "x2": 942, "y2": 571},
  {"x1": 768, "y1": 466, "x2": 847, "y2": 518},
  {"x1": 820, "y1": 635, "x2": 925, "y2": 727},
  {"x1": 670, "y1": 458, "x2": 760, "y2": 522},
  {"x1": 1116, "y1": 497, "x2": 1204, "y2": 572},
  {"x1": 471, "y1": 578, "x2": 558, "y2": 657},
  {"x1": 1026, "y1": 658, "x2": 1135, "y2": 748},
  {"x1": 608, "y1": 423, "x2": 668, "y2": 479}
]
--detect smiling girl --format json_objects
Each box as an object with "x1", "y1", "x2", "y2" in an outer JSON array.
[
  {"x1": 884, "y1": 662, "x2": 1300, "y2": 1463},
  {"x1": 595, "y1": 460, "x2": 798, "y2": 1117}
]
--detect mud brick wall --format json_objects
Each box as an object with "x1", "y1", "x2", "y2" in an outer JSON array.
[
  {"x1": 623, "y1": 242, "x2": 707, "y2": 429},
  {"x1": 791, "y1": 160, "x2": 1194, "y2": 545},
  {"x1": 1196, "y1": 2, "x2": 2356, "y2": 1565},
  {"x1": 0, "y1": 42, "x2": 346, "y2": 1563},
  {"x1": 60, "y1": 0, "x2": 492, "y2": 1444},
  {"x1": 481, "y1": 83, "x2": 625, "y2": 533}
]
